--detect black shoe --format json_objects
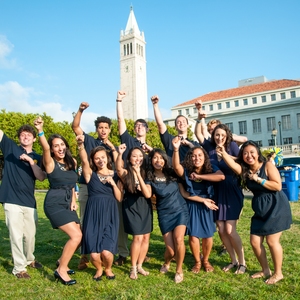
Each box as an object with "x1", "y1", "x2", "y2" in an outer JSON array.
[
  {"x1": 56, "y1": 260, "x2": 75, "y2": 275},
  {"x1": 106, "y1": 275, "x2": 116, "y2": 280},
  {"x1": 54, "y1": 270, "x2": 76, "y2": 285},
  {"x1": 114, "y1": 256, "x2": 127, "y2": 266},
  {"x1": 93, "y1": 275, "x2": 103, "y2": 281},
  {"x1": 29, "y1": 261, "x2": 43, "y2": 269}
]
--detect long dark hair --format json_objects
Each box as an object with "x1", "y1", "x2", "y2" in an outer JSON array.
[
  {"x1": 89, "y1": 146, "x2": 112, "y2": 172},
  {"x1": 123, "y1": 147, "x2": 146, "y2": 194},
  {"x1": 48, "y1": 134, "x2": 75, "y2": 171},
  {"x1": 147, "y1": 148, "x2": 177, "y2": 182},
  {"x1": 236, "y1": 140, "x2": 266, "y2": 184},
  {"x1": 182, "y1": 146, "x2": 213, "y2": 176},
  {"x1": 211, "y1": 124, "x2": 232, "y2": 151}
]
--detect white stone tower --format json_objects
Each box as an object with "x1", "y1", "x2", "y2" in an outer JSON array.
[{"x1": 120, "y1": 7, "x2": 148, "y2": 120}]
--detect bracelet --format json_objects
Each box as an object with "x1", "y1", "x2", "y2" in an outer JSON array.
[
  {"x1": 173, "y1": 149, "x2": 179, "y2": 152},
  {"x1": 196, "y1": 119, "x2": 201, "y2": 123},
  {"x1": 78, "y1": 145, "x2": 84, "y2": 151},
  {"x1": 38, "y1": 131, "x2": 44, "y2": 137},
  {"x1": 111, "y1": 148, "x2": 116, "y2": 152},
  {"x1": 261, "y1": 179, "x2": 266, "y2": 186},
  {"x1": 116, "y1": 99, "x2": 122, "y2": 102}
]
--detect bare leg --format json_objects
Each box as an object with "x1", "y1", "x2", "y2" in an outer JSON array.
[
  {"x1": 90, "y1": 253, "x2": 103, "y2": 278},
  {"x1": 162, "y1": 232, "x2": 175, "y2": 265},
  {"x1": 57, "y1": 222, "x2": 82, "y2": 281},
  {"x1": 101, "y1": 250, "x2": 114, "y2": 277},
  {"x1": 137, "y1": 233, "x2": 150, "y2": 265},
  {"x1": 189, "y1": 236, "x2": 201, "y2": 273},
  {"x1": 172, "y1": 225, "x2": 186, "y2": 274},
  {"x1": 130, "y1": 235, "x2": 143, "y2": 267}
]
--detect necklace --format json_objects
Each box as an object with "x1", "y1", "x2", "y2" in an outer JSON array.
[
  {"x1": 97, "y1": 173, "x2": 112, "y2": 183},
  {"x1": 56, "y1": 161, "x2": 66, "y2": 171},
  {"x1": 250, "y1": 163, "x2": 262, "y2": 175},
  {"x1": 155, "y1": 176, "x2": 166, "y2": 182}
]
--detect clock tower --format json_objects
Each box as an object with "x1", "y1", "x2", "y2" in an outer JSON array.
[{"x1": 120, "y1": 7, "x2": 148, "y2": 120}]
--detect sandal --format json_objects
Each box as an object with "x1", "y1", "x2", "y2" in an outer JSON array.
[
  {"x1": 265, "y1": 274, "x2": 283, "y2": 285},
  {"x1": 129, "y1": 266, "x2": 138, "y2": 280},
  {"x1": 137, "y1": 266, "x2": 149, "y2": 276},
  {"x1": 222, "y1": 262, "x2": 238, "y2": 272},
  {"x1": 203, "y1": 261, "x2": 214, "y2": 272},
  {"x1": 235, "y1": 264, "x2": 247, "y2": 274},
  {"x1": 174, "y1": 272, "x2": 183, "y2": 284},
  {"x1": 191, "y1": 261, "x2": 201, "y2": 274},
  {"x1": 160, "y1": 263, "x2": 170, "y2": 274}
]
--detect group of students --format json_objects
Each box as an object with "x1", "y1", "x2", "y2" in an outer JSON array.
[{"x1": 0, "y1": 91, "x2": 292, "y2": 286}]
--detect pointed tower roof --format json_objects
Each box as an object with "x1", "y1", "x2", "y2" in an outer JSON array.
[{"x1": 125, "y1": 6, "x2": 140, "y2": 35}]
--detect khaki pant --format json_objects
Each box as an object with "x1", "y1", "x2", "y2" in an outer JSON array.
[{"x1": 4, "y1": 203, "x2": 37, "y2": 275}]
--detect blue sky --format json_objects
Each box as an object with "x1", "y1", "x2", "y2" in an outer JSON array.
[{"x1": 1, "y1": 0, "x2": 299, "y2": 133}]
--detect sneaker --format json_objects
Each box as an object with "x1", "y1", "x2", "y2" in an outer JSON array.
[
  {"x1": 28, "y1": 261, "x2": 43, "y2": 269},
  {"x1": 78, "y1": 255, "x2": 89, "y2": 270},
  {"x1": 15, "y1": 271, "x2": 31, "y2": 279},
  {"x1": 114, "y1": 255, "x2": 127, "y2": 266}
]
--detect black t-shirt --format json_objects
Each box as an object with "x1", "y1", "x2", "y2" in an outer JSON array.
[{"x1": 0, "y1": 134, "x2": 41, "y2": 208}]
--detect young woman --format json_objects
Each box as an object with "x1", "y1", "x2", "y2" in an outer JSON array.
[
  {"x1": 76, "y1": 135, "x2": 122, "y2": 281},
  {"x1": 216, "y1": 140, "x2": 292, "y2": 284},
  {"x1": 172, "y1": 137, "x2": 225, "y2": 273},
  {"x1": 143, "y1": 148, "x2": 189, "y2": 284},
  {"x1": 116, "y1": 144, "x2": 153, "y2": 280},
  {"x1": 195, "y1": 123, "x2": 246, "y2": 274},
  {"x1": 34, "y1": 117, "x2": 82, "y2": 285}
]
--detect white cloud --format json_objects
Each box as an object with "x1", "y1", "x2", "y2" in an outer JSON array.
[{"x1": 0, "y1": 35, "x2": 17, "y2": 69}]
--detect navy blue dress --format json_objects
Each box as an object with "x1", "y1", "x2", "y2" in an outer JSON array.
[
  {"x1": 82, "y1": 172, "x2": 119, "y2": 254},
  {"x1": 146, "y1": 179, "x2": 189, "y2": 235},
  {"x1": 247, "y1": 163, "x2": 292, "y2": 235},
  {"x1": 202, "y1": 140, "x2": 244, "y2": 221}
]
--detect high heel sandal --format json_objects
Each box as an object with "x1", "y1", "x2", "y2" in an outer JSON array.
[
  {"x1": 54, "y1": 270, "x2": 76, "y2": 285},
  {"x1": 137, "y1": 266, "x2": 149, "y2": 276},
  {"x1": 129, "y1": 266, "x2": 138, "y2": 280},
  {"x1": 56, "y1": 260, "x2": 75, "y2": 275}
]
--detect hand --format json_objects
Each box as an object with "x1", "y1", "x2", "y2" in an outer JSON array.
[
  {"x1": 189, "y1": 172, "x2": 202, "y2": 181},
  {"x1": 203, "y1": 199, "x2": 218, "y2": 211},
  {"x1": 117, "y1": 90, "x2": 126, "y2": 101},
  {"x1": 70, "y1": 201, "x2": 78, "y2": 211},
  {"x1": 142, "y1": 143, "x2": 152, "y2": 153},
  {"x1": 33, "y1": 116, "x2": 43, "y2": 131},
  {"x1": 172, "y1": 136, "x2": 181, "y2": 151},
  {"x1": 106, "y1": 176, "x2": 116, "y2": 187},
  {"x1": 151, "y1": 95, "x2": 159, "y2": 104},
  {"x1": 195, "y1": 99, "x2": 202, "y2": 110},
  {"x1": 132, "y1": 164, "x2": 141, "y2": 174},
  {"x1": 19, "y1": 153, "x2": 34, "y2": 165},
  {"x1": 79, "y1": 102, "x2": 89, "y2": 111},
  {"x1": 216, "y1": 145, "x2": 225, "y2": 158},
  {"x1": 76, "y1": 134, "x2": 85, "y2": 145},
  {"x1": 118, "y1": 143, "x2": 127, "y2": 154}
]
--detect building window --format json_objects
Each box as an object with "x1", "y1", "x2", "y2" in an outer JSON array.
[
  {"x1": 268, "y1": 139, "x2": 275, "y2": 146},
  {"x1": 239, "y1": 121, "x2": 247, "y2": 134},
  {"x1": 127, "y1": 44, "x2": 129, "y2": 55},
  {"x1": 252, "y1": 119, "x2": 261, "y2": 133},
  {"x1": 218, "y1": 103, "x2": 222, "y2": 110},
  {"x1": 141, "y1": 46, "x2": 143, "y2": 57},
  {"x1": 261, "y1": 95, "x2": 266, "y2": 102},
  {"x1": 297, "y1": 113, "x2": 300, "y2": 129},
  {"x1": 267, "y1": 117, "x2": 276, "y2": 131},
  {"x1": 254, "y1": 140, "x2": 262, "y2": 147},
  {"x1": 178, "y1": 110, "x2": 182, "y2": 115},
  {"x1": 283, "y1": 137, "x2": 293, "y2": 144},
  {"x1": 243, "y1": 99, "x2": 248, "y2": 105},
  {"x1": 130, "y1": 43, "x2": 133, "y2": 54},
  {"x1": 226, "y1": 102, "x2": 230, "y2": 108},
  {"x1": 282, "y1": 115, "x2": 291, "y2": 130},
  {"x1": 234, "y1": 100, "x2": 239, "y2": 107},
  {"x1": 202, "y1": 105, "x2": 205, "y2": 110},
  {"x1": 209, "y1": 105, "x2": 213, "y2": 111},
  {"x1": 280, "y1": 92, "x2": 286, "y2": 100},
  {"x1": 252, "y1": 97, "x2": 257, "y2": 104},
  {"x1": 271, "y1": 94, "x2": 276, "y2": 101},
  {"x1": 225, "y1": 122, "x2": 233, "y2": 132},
  {"x1": 193, "y1": 107, "x2": 197, "y2": 114},
  {"x1": 185, "y1": 108, "x2": 189, "y2": 115},
  {"x1": 124, "y1": 45, "x2": 126, "y2": 56},
  {"x1": 290, "y1": 91, "x2": 296, "y2": 98}
]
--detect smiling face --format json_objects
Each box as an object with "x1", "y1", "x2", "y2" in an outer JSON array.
[
  {"x1": 129, "y1": 148, "x2": 144, "y2": 166},
  {"x1": 51, "y1": 138, "x2": 67, "y2": 160},
  {"x1": 242, "y1": 145, "x2": 258, "y2": 166},
  {"x1": 93, "y1": 149, "x2": 108, "y2": 170},
  {"x1": 213, "y1": 128, "x2": 227, "y2": 146},
  {"x1": 151, "y1": 152, "x2": 165, "y2": 171},
  {"x1": 175, "y1": 116, "x2": 188, "y2": 135},
  {"x1": 134, "y1": 122, "x2": 147, "y2": 138},
  {"x1": 96, "y1": 122, "x2": 111, "y2": 141},
  {"x1": 191, "y1": 148, "x2": 205, "y2": 169},
  {"x1": 19, "y1": 131, "x2": 36, "y2": 148}
]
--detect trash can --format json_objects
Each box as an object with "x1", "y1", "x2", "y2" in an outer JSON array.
[{"x1": 277, "y1": 164, "x2": 299, "y2": 202}]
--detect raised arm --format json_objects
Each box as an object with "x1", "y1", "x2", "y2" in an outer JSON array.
[
  {"x1": 194, "y1": 100, "x2": 206, "y2": 144},
  {"x1": 104, "y1": 139, "x2": 118, "y2": 164},
  {"x1": 232, "y1": 134, "x2": 248, "y2": 146},
  {"x1": 172, "y1": 136, "x2": 184, "y2": 177},
  {"x1": 216, "y1": 145, "x2": 242, "y2": 175},
  {"x1": 255, "y1": 161, "x2": 282, "y2": 191},
  {"x1": 115, "y1": 143, "x2": 128, "y2": 181},
  {"x1": 72, "y1": 102, "x2": 90, "y2": 136},
  {"x1": 76, "y1": 134, "x2": 92, "y2": 183},
  {"x1": 151, "y1": 95, "x2": 167, "y2": 134},
  {"x1": 19, "y1": 153, "x2": 46, "y2": 181},
  {"x1": 132, "y1": 165, "x2": 152, "y2": 199},
  {"x1": 116, "y1": 91, "x2": 127, "y2": 135},
  {"x1": 34, "y1": 116, "x2": 54, "y2": 174}
]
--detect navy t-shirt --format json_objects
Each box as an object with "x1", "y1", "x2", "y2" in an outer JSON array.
[{"x1": 0, "y1": 134, "x2": 41, "y2": 208}]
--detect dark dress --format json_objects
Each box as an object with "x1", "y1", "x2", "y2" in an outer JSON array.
[
  {"x1": 44, "y1": 160, "x2": 80, "y2": 229},
  {"x1": 182, "y1": 167, "x2": 218, "y2": 238},
  {"x1": 146, "y1": 179, "x2": 189, "y2": 235},
  {"x1": 202, "y1": 140, "x2": 244, "y2": 221},
  {"x1": 122, "y1": 188, "x2": 153, "y2": 235},
  {"x1": 82, "y1": 172, "x2": 119, "y2": 254},
  {"x1": 247, "y1": 163, "x2": 292, "y2": 235}
]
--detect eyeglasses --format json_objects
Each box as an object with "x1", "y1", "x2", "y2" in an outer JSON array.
[{"x1": 135, "y1": 123, "x2": 147, "y2": 128}]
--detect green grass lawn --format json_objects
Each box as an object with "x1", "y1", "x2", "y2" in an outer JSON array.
[{"x1": 0, "y1": 193, "x2": 299, "y2": 300}]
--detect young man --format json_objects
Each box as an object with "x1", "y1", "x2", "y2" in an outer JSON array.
[
  {"x1": 0, "y1": 125, "x2": 46, "y2": 279},
  {"x1": 72, "y1": 102, "x2": 117, "y2": 269},
  {"x1": 115, "y1": 91, "x2": 152, "y2": 266},
  {"x1": 151, "y1": 95, "x2": 199, "y2": 162}
]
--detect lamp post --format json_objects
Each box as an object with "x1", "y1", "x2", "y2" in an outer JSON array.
[
  {"x1": 278, "y1": 121, "x2": 282, "y2": 146},
  {"x1": 271, "y1": 128, "x2": 278, "y2": 147}
]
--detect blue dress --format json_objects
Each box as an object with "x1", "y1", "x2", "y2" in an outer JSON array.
[
  {"x1": 247, "y1": 163, "x2": 292, "y2": 235},
  {"x1": 146, "y1": 179, "x2": 189, "y2": 235},
  {"x1": 202, "y1": 140, "x2": 244, "y2": 221},
  {"x1": 82, "y1": 172, "x2": 119, "y2": 254}
]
